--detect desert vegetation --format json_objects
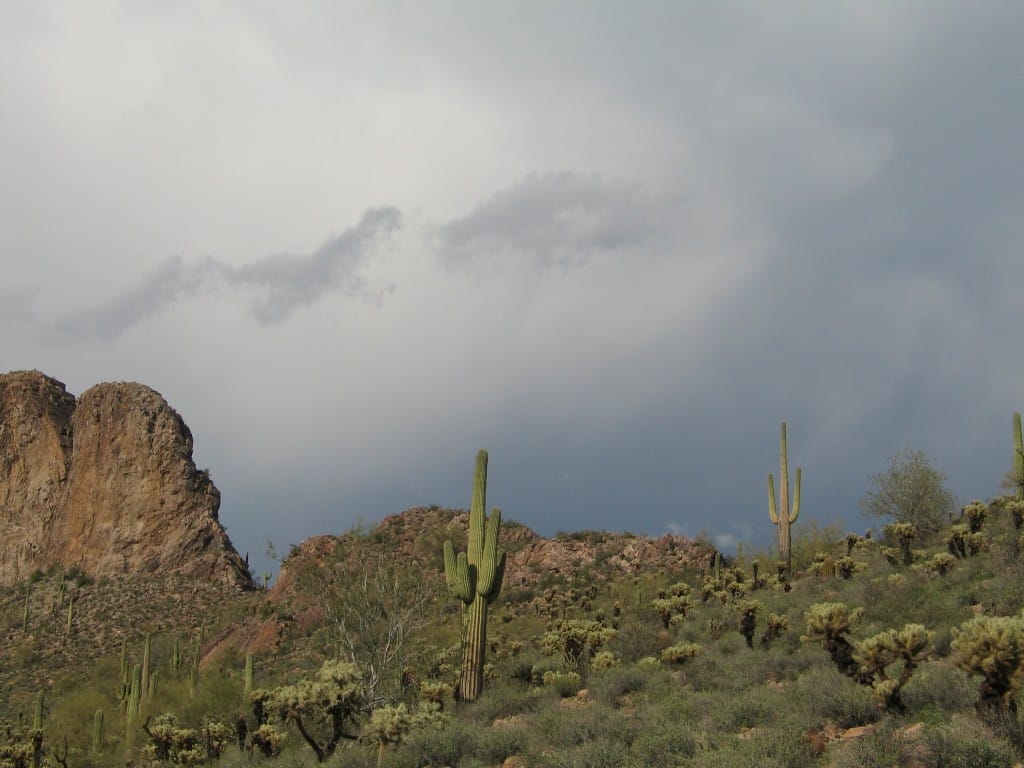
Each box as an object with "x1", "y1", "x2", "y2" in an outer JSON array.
[{"x1": 5, "y1": 420, "x2": 1024, "y2": 767}]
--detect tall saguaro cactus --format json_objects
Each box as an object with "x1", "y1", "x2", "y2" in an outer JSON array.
[
  {"x1": 768, "y1": 422, "x2": 801, "y2": 574},
  {"x1": 1013, "y1": 412, "x2": 1024, "y2": 502},
  {"x1": 443, "y1": 450, "x2": 507, "y2": 701}
]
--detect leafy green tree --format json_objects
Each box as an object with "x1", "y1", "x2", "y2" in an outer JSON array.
[{"x1": 860, "y1": 449, "x2": 957, "y2": 535}]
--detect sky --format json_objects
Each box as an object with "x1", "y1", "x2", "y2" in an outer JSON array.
[{"x1": 2, "y1": 2, "x2": 1023, "y2": 580}]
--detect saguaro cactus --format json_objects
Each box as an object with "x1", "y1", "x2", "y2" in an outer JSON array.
[
  {"x1": 92, "y1": 709, "x2": 104, "y2": 753},
  {"x1": 1014, "y1": 412, "x2": 1024, "y2": 502},
  {"x1": 768, "y1": 422, "x2": 801, "y2": 574},
  {"x1": 244, "y1": 652, "x2": 255, "y2": 698},
  {"x1": 443, "y1": 450, "x2": 507, "y2": 701}
]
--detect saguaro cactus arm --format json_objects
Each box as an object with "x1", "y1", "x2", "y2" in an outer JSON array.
[
  {"x1": 1014, "y1": 412, "x2": 1024, "y2": 501},
  {"x1": 791, "y1": 468, "x2": 801, "y2": 522}
]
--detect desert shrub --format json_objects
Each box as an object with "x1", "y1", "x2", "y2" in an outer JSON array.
[
  {"x1": 717, "y1": 692, "x2": 776, "y2": 729},
  {"x1": 900, "y1": 663, "x2": 975, "y2": 713},
  {"x1": 790, "y1": 665, "x2": 878, "y2": 728},
  {"x1": 696, "y1": 727, "x2": 816, "y2": 768},
  {"x1": 790, "y1": 521, "x2": 845, "y2": 573},
  {"x1": 923, "y1": 716, "x2": 1017, "y2": 767},
  {"x1": 541, "y1": 671, "x2": 581, "y2": 698},
  {"x1": 628, "y1": 721, "x2": 700, "y2": 763},
  {"x1": 531, "y1": 703, "x2": 635, "y2": 750},
  {"x1": 829, "y1": 720, "x2": 922, "y2": 768},
  {"x1": 588, "y1": 664, "x2": 653, "y2": 707},
  {"x1": 473, "y1": 724, "x2": 526, "y2": 764},
  {"x1": 386, "y1": 719, "x2": 477, "y2": 768},
  {"x1": 608, "y1": 616, "x2": 665, "y2": 662},
  {"x1": 527, "y1": 738, "x2": 629, "y2": 768}
]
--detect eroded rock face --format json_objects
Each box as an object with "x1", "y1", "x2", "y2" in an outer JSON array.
[{"x1": 0, "y1": 370, "x2": 251, "y2": 588}]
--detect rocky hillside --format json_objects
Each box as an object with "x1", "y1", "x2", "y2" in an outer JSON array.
[
  {"x1": 0, "y1": 370, "x2": 251, "y2": 588},
  {"x1": 206, "y1": 505, "x2": 715, "y2": 660}
]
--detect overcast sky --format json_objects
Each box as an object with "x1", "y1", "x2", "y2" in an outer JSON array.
[{"x1": 3, "y1": 2, "x2": 1023, "y2": 579}]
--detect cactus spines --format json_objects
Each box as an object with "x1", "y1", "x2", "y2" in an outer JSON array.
[
  {"x1": 1014, "y1": 412, "x2": 1024, "y2": 501},
  {"x1": 443, "y1": 450, "x2": 507, "y2": 701},
  {"x1": 768, "y1": 422, "x2": 801, "y2": 574}
]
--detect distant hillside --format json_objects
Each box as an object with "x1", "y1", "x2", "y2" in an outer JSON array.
[{"x1": 205, "y1": 505, "x2": 716, "y2": 660}]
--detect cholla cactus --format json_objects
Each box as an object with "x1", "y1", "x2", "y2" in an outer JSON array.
[
  {"x1": 539, "y1": 619, "x2": 616, "y2": 678},
  {"x1": 853, "y1": 624, "x2": 934, "y2": 711},
  {"x1": 250, "y1": 724, "x2": 286, "y2": 757},
  {"x1": 760, "y1": 612, "x2": 790, "y2": 647},
  {"x1": 801, "y1": 602, "x2": 865, "y2": 680},
  {"x1": 1007, "y1": 500, "x2": 1024, "y2": 531},
  {"x1": 142, "y1": 713, "x2": 204, "y2": 766},
  {"x1": 652, "y1": 583, "x2": 694, "y2": 628},
  {"x1": 962, "y1": 501, "x2": 988, "y2": 533},
  {"x1": 591, "y1": 651, "x2": 620, "y2": 670},
  {"x1": 736, "y1": 600, "x2": 760, "y2": 648},
  {"x1": 269, "y1": 660, "x2": 366, "y2": 762},
  {"x1": 661, "y1": 642, "x2": 701, "y2": 665},
  {"x1": 834, "y1": 556, "x2": 861, "y2": 580},
  {"x1": 419, "y1": 681, "x2": 453, "y2": 709},
  {"x1": 845, "y1": 533, "x2": 860, "y2": 556},
  {"x1": 946, "y1": 524, "x2": 969, "y2": 559},
  {"x1": 883, "y1": 522, "x2": 918, "y2": 566},
  {"x1": 203, "y1": 719, "x2": 233, "y2": 760},
  {"x1": 951, "y1": 615, "x2": 1024, "y2": 714},
  {"x1": 926, "y1": 552, "x2": 957, "y2": 576},
  {"x1": 967, "y1": 532, "x2": 989, "y2": 556},
  {"x1": 364, "y1": 703, "x2": 446, "y2": 768}
]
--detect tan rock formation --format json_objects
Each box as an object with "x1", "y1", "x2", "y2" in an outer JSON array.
[{"x1": 0, "y1": 370, "x2": 251, "y2": 587}]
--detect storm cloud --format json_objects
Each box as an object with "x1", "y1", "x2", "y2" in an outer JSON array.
[{"x1": 1, "y1": 3, "x2": 1022, "y2": 580}]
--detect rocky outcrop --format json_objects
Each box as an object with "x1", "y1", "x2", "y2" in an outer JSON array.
[{"x1": 0, "y1": 370, "x2": 251, "y2": 588}]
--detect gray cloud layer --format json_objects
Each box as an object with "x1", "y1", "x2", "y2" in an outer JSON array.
[
  {"x1": 436, "y1": 172, "x2": 671, "y2": 269},
  {"x1": 2, "y1": 3, "x2": 1023, "y2": 581},
  {"x1": 43, "y1": 207, "x2": 402, "y2": 344}
]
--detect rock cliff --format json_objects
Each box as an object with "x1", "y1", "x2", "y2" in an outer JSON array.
[{"x1": 0, "y1": 370, "x2": 251, "y2": 588}]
